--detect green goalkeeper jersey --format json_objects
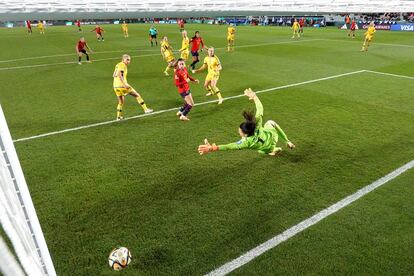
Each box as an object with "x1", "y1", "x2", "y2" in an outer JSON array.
[{"x1": 218, "y1": 98, "x2": 289, "y2": 154}]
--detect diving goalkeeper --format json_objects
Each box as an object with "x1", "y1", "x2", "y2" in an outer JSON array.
[{"x1": 198, "y1": 88, "x2": 295, "y2": 156}]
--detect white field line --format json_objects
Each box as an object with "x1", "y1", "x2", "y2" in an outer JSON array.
[
  {"x1": 0, "y1": 39, "x2": 323, "y2": 71},
  {"x1": 0, "y1": 48, "x2": 159, "y2": 63},
  {"x1": 319, "y1": 38, "x2": 414, "y2": 48},
  {"x1": 12, "y1": 69, "x2": 365, "y2": 143},
  {"x1": 206, "y1": 159, "x2": 414, "y2": 276},
  {"x1": 0, "y1": 53, "x2": 161, "y2": 71},
  {"x1": 365, "y1": 70, "x2": 414, "y2": 80}
]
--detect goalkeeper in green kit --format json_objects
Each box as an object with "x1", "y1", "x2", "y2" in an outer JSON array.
[{"x1": 198, "y1": 88, "x2": 295, "y2": 156}]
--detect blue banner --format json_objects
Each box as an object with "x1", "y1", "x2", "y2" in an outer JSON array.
[{"x1": 390, "y1": 24, "x2": 414, "y2": 32}]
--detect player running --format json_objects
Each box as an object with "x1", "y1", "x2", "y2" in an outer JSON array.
[
  {"x1": 178, "y1": 19, "x2": 185, "y2": 32},
  {"x1": 149, "y1": 25, "x2": 158, "y2": 46},
  {"x1": 113, "y1": 54, "x2": 153, "y2": 120},
  {"x1": 174, "y1": 58, "x2": 199, "y2": 121},
  {"x1": 291, "y1": 19, "x2": 300, "y2": 39},
  {"x1": 189, "y1": 31, "x2": 206, "y2": 70},
  {"x1": 26, "y1": 20, "x2": 32, "y2": 34},
  {"x1": 37, "y1": 21, "x2": 45, "y2": 34},
  {"x1": 299, "y1": 17, "x2": 305, "y2": 35},
  {"x1": 192, "y1": 47, "x2": 223, "y2": 104},
  {"x1": 361, "y1": 22, "x2": 376, "y2": 51},
  {"x1": 227, "y1": 24, "x2": 236, "y2": 52},
  {"x1": 179, "y1": 30, "x2": 190, "y2": 61},
  {"x1": 76, "y1": 20, "x2": 82, "y2": 32},
  {"x1": 348, "y1": 19, "x2": 356, "y2": 38},
  {"x1": 76, "y1": 37, "x2": 92, "y2": 65},
  {"x1": 91, "y1": 25, "x2": 104, "y2": 41},
  {"x1": 198, "y1": 88, "x2": 295, "y2": 156},
  {"x1": 121, "y1": 21, "x2": 128, "y2": 38},
  {"x1": 160, "y1": 36, "x2": 176, "y2": 76}
]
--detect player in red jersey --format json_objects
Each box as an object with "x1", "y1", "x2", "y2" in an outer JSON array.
[
  {"x1": 348, "y1": 20, "x2": 357, "y2": 38},
  {"x1": 76, "y1": 20, "x2": 81, "y2": 32},
  {"x1": 91, "y1": 25, "x2": 104, "y2": 41},
  {"x1": 299, "y1": 17, "x2": 305, "y2": 35},
  {"x1": 174, "y1": 58, "x2": 199, "y2": 121},
  {"x1": 178, "y1": 18, "x2": 185, "y2": 32},
  {"x1": 189, "y1": 31, "x2": 207, "y2": 70},
  {"x1": 26, "y1": 20, "x2": 32, "y2": 34},
  {"x1": 76, "y1": 37, "x2": 93, "y2": 64}
]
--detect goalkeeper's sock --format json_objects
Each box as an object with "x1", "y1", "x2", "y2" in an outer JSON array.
[
  {"x1": 182, "y1": 104, "x2": 192, "y2": 116},
  {"x1": 117, "y1": 103, "x2": 123, "y2": 119},
  {"x1": 135, "y1": 96, "x2": 149, "y2": 111}
]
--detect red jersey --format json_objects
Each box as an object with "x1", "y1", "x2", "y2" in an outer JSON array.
[
  {"x1": 175, "y1": 67, "x2": 195, "y2": 93},
  {"x1": 299, "y1": 19, "x2": 304, "y2": 27},
  {"x1": 93, "y1": 27, "x2": 103, "y2": 34},
  {"x1": 26, "y1": 20, "x2": 31, "y2": 28},
  {"x1": 190, "y1": 37, "x2": 204, "y2": 52},
  {"x1": 350, "y1": 21, "x2": 356, "y2": 30},
  {"x1": 76, "y1": 20, "x2": 81, "y2": 27},
  {"x1": 77, "y1": 41, "x2": 87, "y2": 51},
  {"x1": 179, "y1": 19, "x2": 185, "y2": 28}
]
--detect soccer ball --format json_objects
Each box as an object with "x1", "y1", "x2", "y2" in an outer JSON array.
[{"x1": 108, "y1": 247, "x2": 132, "y2": 271}]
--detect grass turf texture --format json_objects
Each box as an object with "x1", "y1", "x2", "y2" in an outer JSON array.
[{"x1": 0, "y1": 24, "x2": 413, "y2": 275}]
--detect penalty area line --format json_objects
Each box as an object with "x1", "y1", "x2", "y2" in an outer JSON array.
[
  {"x1": 12, "y1": 69, "x2": 365, "y2": 143},
  {"x1": 205, "y1": 159, "x2": 414, "y2": 276},
  {"x1": 0, "y1": 39, "x2": 323, "y2": 71},
  {"x1": 364, "y1": 70, "x2": 414, "y2": 80}
]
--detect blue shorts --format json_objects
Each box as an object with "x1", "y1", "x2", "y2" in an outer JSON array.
[
  {"x1": 191, "y1": 51, "x2": 199, "y2": 57},
  {"x1": 180, "y1": 91, "x2": 191, "y2": 98}
]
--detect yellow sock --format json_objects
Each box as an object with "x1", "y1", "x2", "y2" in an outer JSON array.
[
  {"x1": 136, "y1": 96, "x2": 148, "y2": 111},
  {"x1": 117, "y1": 103, "x2": 123, "y2": 118},
  {"x1": 165, "y1": 65, "x2": 170, "y2": 73},
  {"x1": 216, "y1": 92, "x2": 223, "y2": 100},
  {"x1": 206, "y1": 85, "x2": 213, "y2": 94},
  {"x1": 212, "y1": 86, "x2": 221, "y2": 96}
]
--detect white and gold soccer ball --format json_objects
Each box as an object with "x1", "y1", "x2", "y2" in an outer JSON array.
[{"x1": 108, "y1": 247, "x2": 132, "y2": 271}]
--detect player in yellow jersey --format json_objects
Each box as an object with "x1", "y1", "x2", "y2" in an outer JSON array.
[
  {"x1": 37, "y1": 21, "x2": 45, "y2": 34},
  {"x1": 179, "y1": 31, "x2": 190, "y2": 61},
  {"x1": 227, "y1": 24, "x2": 236, "y2": 51},
  {"x1": 160, "y1": 36, "x2": 176, "y2": 76},
  {"x1": 291, "y1": 19, "x2": 300, "y2": 39},
  {"x1": 192, "y1": 47, "x2": 223, "y2": 104},
  {"x1": 113, "y1": 54, "x2": 153, "y2": 120},
  {"x1": 121, "y1": 21, "x2": 128, "y2": 38},
  {"x1": 361, "y1": 22, "x2": 376, "y2": 52}
]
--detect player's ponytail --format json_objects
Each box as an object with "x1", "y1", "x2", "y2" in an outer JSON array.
[{"x1": 239, "y1": 111, "x2": 256, "y2": 136}]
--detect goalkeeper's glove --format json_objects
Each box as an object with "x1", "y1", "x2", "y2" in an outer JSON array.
[
  {"x1": 244, "y1": 88, "x2": 257, "y2": 100},
  {"x1": 198, "y1": 139, "x2": 218, "y2": 155}
]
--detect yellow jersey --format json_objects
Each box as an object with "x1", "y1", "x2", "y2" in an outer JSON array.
[
  {"x1": 161, "y1": 41, "x2": 173, "y2": 57},
  {"x1": 203, "y1": 55, "x2": 221, "y2": 75},
  {"x1": 227, "y1": 27, "x2": 235, "y2": 36},
  {"x1": 113, "y1": 62, "x2": 128, "y2": 88},
  {"x1": 37, "y1": 22, "x2": 44, "y2": 29},
  {"x1": 292, "y1": 22, "x2": 300, "y2": 30},
  {"x1": 121, "y1": 23, "x2": 128, "y2": 30},
  {"x1": 365, "y1": 26, "x2": 376, "y2": 37},
  {"x1": 180, "y1": 37, "x2": 190, "y2": 52}
]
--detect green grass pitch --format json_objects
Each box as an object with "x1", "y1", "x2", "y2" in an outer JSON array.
[{"x1": 0, "y1": 23, "x2": 413, "y2": 275}]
